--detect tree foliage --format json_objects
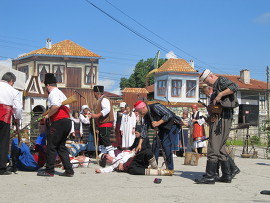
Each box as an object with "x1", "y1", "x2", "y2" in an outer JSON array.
[{"x1": 120, "y1": 58, "x2": 166, "y2": 89}]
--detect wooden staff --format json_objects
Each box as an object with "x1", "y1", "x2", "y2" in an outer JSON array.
[{"x1": 74, "y1": 91, "x2": 99, "y2": 165}]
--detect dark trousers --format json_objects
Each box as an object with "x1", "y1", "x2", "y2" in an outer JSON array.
[
  {"x1": 98, "y1": 127, "x2": 112, "y2": 147},
  {"x1": 46, "y1": 118, "x2": 73, "y2": 174},
  {"x1": 128, "y1": 149, "x2": 153, "y2": 175},
  {"x1": 0, "y1": 121, "x2": 10, "y2": 171},
  {"x1": 153, "y1": 125, "x2": 179, "y2": 170}
]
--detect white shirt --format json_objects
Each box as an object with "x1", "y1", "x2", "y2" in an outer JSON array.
[
  {"x1": 99, "y1": 96, "x2": 110, "y2": 117},
  {"x1": 0, "y1": 80, "x2": 22, "y2": 119},
  {"x1": 100, "y1": 151, "x2": 135, "y2": 173},
  {"x1": 48, "y1": 87, "x2": 69, "y2": 108}
]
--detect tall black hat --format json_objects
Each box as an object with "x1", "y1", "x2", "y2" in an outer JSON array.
[
  {"x1": 93, "y1": 85, "x2": 104, "y2": 93},
  {"x1": 44, "y1": 73, "x2": 57, "y2": 85}
]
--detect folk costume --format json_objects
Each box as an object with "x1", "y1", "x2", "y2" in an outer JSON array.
[
  {"x1": 79, "y1": 105, "x2": 95, "y2": 152},
  {"x1": 191, "y1": 104, "x2": 206, "y2": 154},
  {"x1": 120, "y1": 109, "x2": 136, "y2": 148},
  {"x1": 0, "y1": 72, "x2": 22, "y2": 175},
  {"x1": 114, "y1": 102, "x2": 126, "y2": 148},
  {"x1": 195, "y1": 69, "x2": 238, "y2": 184},
  {"x1": 37, "y1": 73, "x2": 74, "y2": 177},
  {"x1": 92, "y1": 86, "x2": 115, "y2": 158},
  {"x1": 70, "y1": 117, "x2": 83, "y2": 143}
]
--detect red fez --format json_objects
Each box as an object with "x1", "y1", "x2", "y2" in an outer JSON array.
[{"x1": 134, "y1": 100, "x2": 146, "y2": 111}]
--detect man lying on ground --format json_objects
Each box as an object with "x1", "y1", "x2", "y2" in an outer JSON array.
[{"x1": 95, "y1": 126, "x2": 173, "y2": 176}]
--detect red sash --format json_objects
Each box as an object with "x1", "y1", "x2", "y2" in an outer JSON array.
[
  {"x1": 0, "y1": 104, "x2": 13, "y2": 124},
  {"x1": 50, "y1": 106, "x2": 70, "y2": 122}
]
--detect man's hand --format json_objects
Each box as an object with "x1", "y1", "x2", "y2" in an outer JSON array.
[
  {"x1": 152, "y1": 120, "x2": 165, "y2": 127},
  {"x1": 118, "y1": 163, "x2": 124, "y2": 171},
  {"x1": 95, "y1": 169, "x2": 101, "y2": 173},
  {"x1": 213, "y1": 93, "x2": 222, "y2": 105}
]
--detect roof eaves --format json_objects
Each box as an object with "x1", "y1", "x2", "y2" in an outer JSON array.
[{"x1": 13, "y1": 54, "x2": 103, "y2": 61}]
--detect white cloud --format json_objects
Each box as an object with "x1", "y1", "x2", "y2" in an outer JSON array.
[
  {"x1": 0, "y1": 58, "x2": 12, "y2": 68},
  {"x1": 254, "y1": 12, "x2": 270, "y2": 24},
  {"x1": 110, "y1": 88, "x2": 122, "y2": 95},
  {"x1": 165, "y1": 51, "x2": 177, "y2": 59},
  {"x1": 98, "y1": 79, "x2": 115, "y2": 90}
]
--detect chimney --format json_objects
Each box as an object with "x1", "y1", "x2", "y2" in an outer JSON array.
[
  {"x1": 189, "y1": 59, "x2": 194, "y2": 68},
  {"x1": 240, "y1": 69, "x2": 250, "y2": 84},
  {"x1": 46, "y1": 38, "x2": 52, "y2": 49}
]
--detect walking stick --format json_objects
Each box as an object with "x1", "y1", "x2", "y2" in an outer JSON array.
[
  {"x1": 144, "y1": 102, "x2": 169, "y2": 169},
  {"x1": 181, "y1": 127, "x2": 186, "y2": 156},
  {"x1": 74, "y1": 91, "x2": 99, "y2": 165}
]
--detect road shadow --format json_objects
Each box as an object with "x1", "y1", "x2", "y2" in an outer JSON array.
[
  {"x1": 174, "y1": 170, "x2": 204, "y2": 181},
  {"x1": 256, "y1": 162, "x2": 270, "y2": 166}
]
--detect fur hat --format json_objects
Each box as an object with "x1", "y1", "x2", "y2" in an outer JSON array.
[
  {"x1": 93, "y1": 85, "x2": 104, "y2": 93},
  {"x1": 44, "y1": 73, "x2": 57, "y2": 85}
]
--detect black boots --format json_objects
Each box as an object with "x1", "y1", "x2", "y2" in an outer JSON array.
[
  {"x1": 228, "y1": 156, "x2": 240, "y2": 178},
  {"x1": 195, "y1": 160, "x2": 218, "y2": 184},
  {"x1": 218, "y1": 160, "x2": 232, "y2": 183}
]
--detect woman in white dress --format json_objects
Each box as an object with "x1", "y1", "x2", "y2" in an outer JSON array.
[{"x1": 120, "y1": 105, "x2": 136, "y2": 149}]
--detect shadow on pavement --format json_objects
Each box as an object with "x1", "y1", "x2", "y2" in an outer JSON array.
[{"x1": 174, "y1": 170, "x2": 204, "y2": 181}]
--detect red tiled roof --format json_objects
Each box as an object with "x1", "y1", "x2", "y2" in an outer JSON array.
[
  {"x1": 155, "y1": 58, "x2": 196, "y2": 73},
  {"x1": 146, "y1": 84, "x2": 154, "y2": 93},
  {"x1": 216, "y1": 74, "x2": 267, "y2": 90},
  {"x1": 16, "y1": 40, "x2": 101, "y2": 59},
  {"x1": 122, "y1": 88, "x2": 149, "y2": 93}
]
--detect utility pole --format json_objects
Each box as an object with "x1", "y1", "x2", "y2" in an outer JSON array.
[{"x1": 267, "y1": 66, "x2": 270, "y2": 121}]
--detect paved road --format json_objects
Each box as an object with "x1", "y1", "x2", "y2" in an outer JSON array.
[{"x1": 1, "y1": 146, "x2": 270, "y2": 203}]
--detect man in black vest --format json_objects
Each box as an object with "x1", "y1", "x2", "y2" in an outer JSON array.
[
  {"x1": 91, "y1": 85, "x2": 115, "y2": 158},
  {"x1": 134, "y1": 100, "x2": 180, "y2": 173}
]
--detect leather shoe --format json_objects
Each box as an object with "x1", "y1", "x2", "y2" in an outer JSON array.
[
  {"x1": 37, "y1": 171, "x2": 54, "y2": 177},
  {"x1": 59, "y1": 171, "x2": 74, "y2": 177},
  {"x1": 0, "y1": 170, "x2": 12, "y2": 175}
]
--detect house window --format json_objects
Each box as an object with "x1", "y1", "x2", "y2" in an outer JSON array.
[
  {"x1": 171, "y1": 80, "x2": 182, "y2": 97},
  {"x1": 199, "y1": 90, "x2": 208, "y2": 105},
  {"x1": 186, "y1": 80, "x2": 196, "y2": 97},
  {"x1": 18, "y1": 65, "x2": 29, "y2": 81},
  {"x1": 38, "y1": 64, "x2": 50, "y2": 83},
  {"x1": 157, "y1": 80, "x2": 166, "y2": 96},
  {"x1": 85, "y1": 65, "x2": 97, "y2": 84},
  {"x1": 259, "y1": 94, "x2": 266, "y2": 109},
  {"x1": 53, "y1": 65, "x2": 65, "y2": 83}
]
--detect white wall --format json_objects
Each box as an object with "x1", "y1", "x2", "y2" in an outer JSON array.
[{"x1": 154, "y1": 73, "x2": 199, "y2": 103}]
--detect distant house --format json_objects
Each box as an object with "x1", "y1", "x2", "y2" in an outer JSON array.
[{"x1": 12, "y1": 39, "x2": 102, "y2": 126}]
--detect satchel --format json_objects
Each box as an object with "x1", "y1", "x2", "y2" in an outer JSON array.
[{"x1": 219, "y1": 93, "x2": 239, "y2": 108}]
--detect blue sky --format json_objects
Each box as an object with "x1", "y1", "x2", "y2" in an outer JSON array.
[{"x1": 0, "y1": 0, "x2": 269, "y2": 94}]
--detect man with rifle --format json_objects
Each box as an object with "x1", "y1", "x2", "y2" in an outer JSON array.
[
  {"x1": 37, "y1": 73, "x2": 74, "y2": 177},
  {"x1": 133, "y1": 100, "x2": 181, "y2": 174},
  {"x1": 0, "y1": 72, "x2": 22, "y2": 175}
]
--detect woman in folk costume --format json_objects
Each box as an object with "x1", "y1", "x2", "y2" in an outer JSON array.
[
  {"x1": 79, "y1": 105, "x2": 95, "y2": 156},
  {"x1": 70, "y1": 111, "x2": 83, "y2": 143},
  {"x1": 120, "y1": 104, "x2": 136, "y2": 149},
  {"x1": 114, "y1": 102, "x2": 126, "y2": 148},
  {"x1": 191, "y1": 104, "x2": 206, "y2": 155}
]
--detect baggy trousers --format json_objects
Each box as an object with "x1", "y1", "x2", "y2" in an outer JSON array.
[
  {"x1": 46, "y1": 118, "x2": 73, "y2": 174},
  {"x1": 0, "y1": 121, "x2": 10, "y2": 171},
  {"x1": 207, "y1": 110, "x2": 233, "y2": 162}
]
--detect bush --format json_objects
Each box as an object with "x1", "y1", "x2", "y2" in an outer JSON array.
[{"x1": 251, "y1": 136, "x2": 260, "y2": 145}]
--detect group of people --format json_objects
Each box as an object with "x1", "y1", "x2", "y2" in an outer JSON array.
[{"x1": 0, "y1": 69, "x2": 240, "y2": 185}]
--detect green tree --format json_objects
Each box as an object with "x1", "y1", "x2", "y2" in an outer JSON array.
[{"x1": 120, "y1": 58, "x2": 166, "y2": 89}]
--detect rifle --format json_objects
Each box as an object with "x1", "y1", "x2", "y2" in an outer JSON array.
[{"x1": 144, "y1": 102, "x2": 169, "y2": 169}]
